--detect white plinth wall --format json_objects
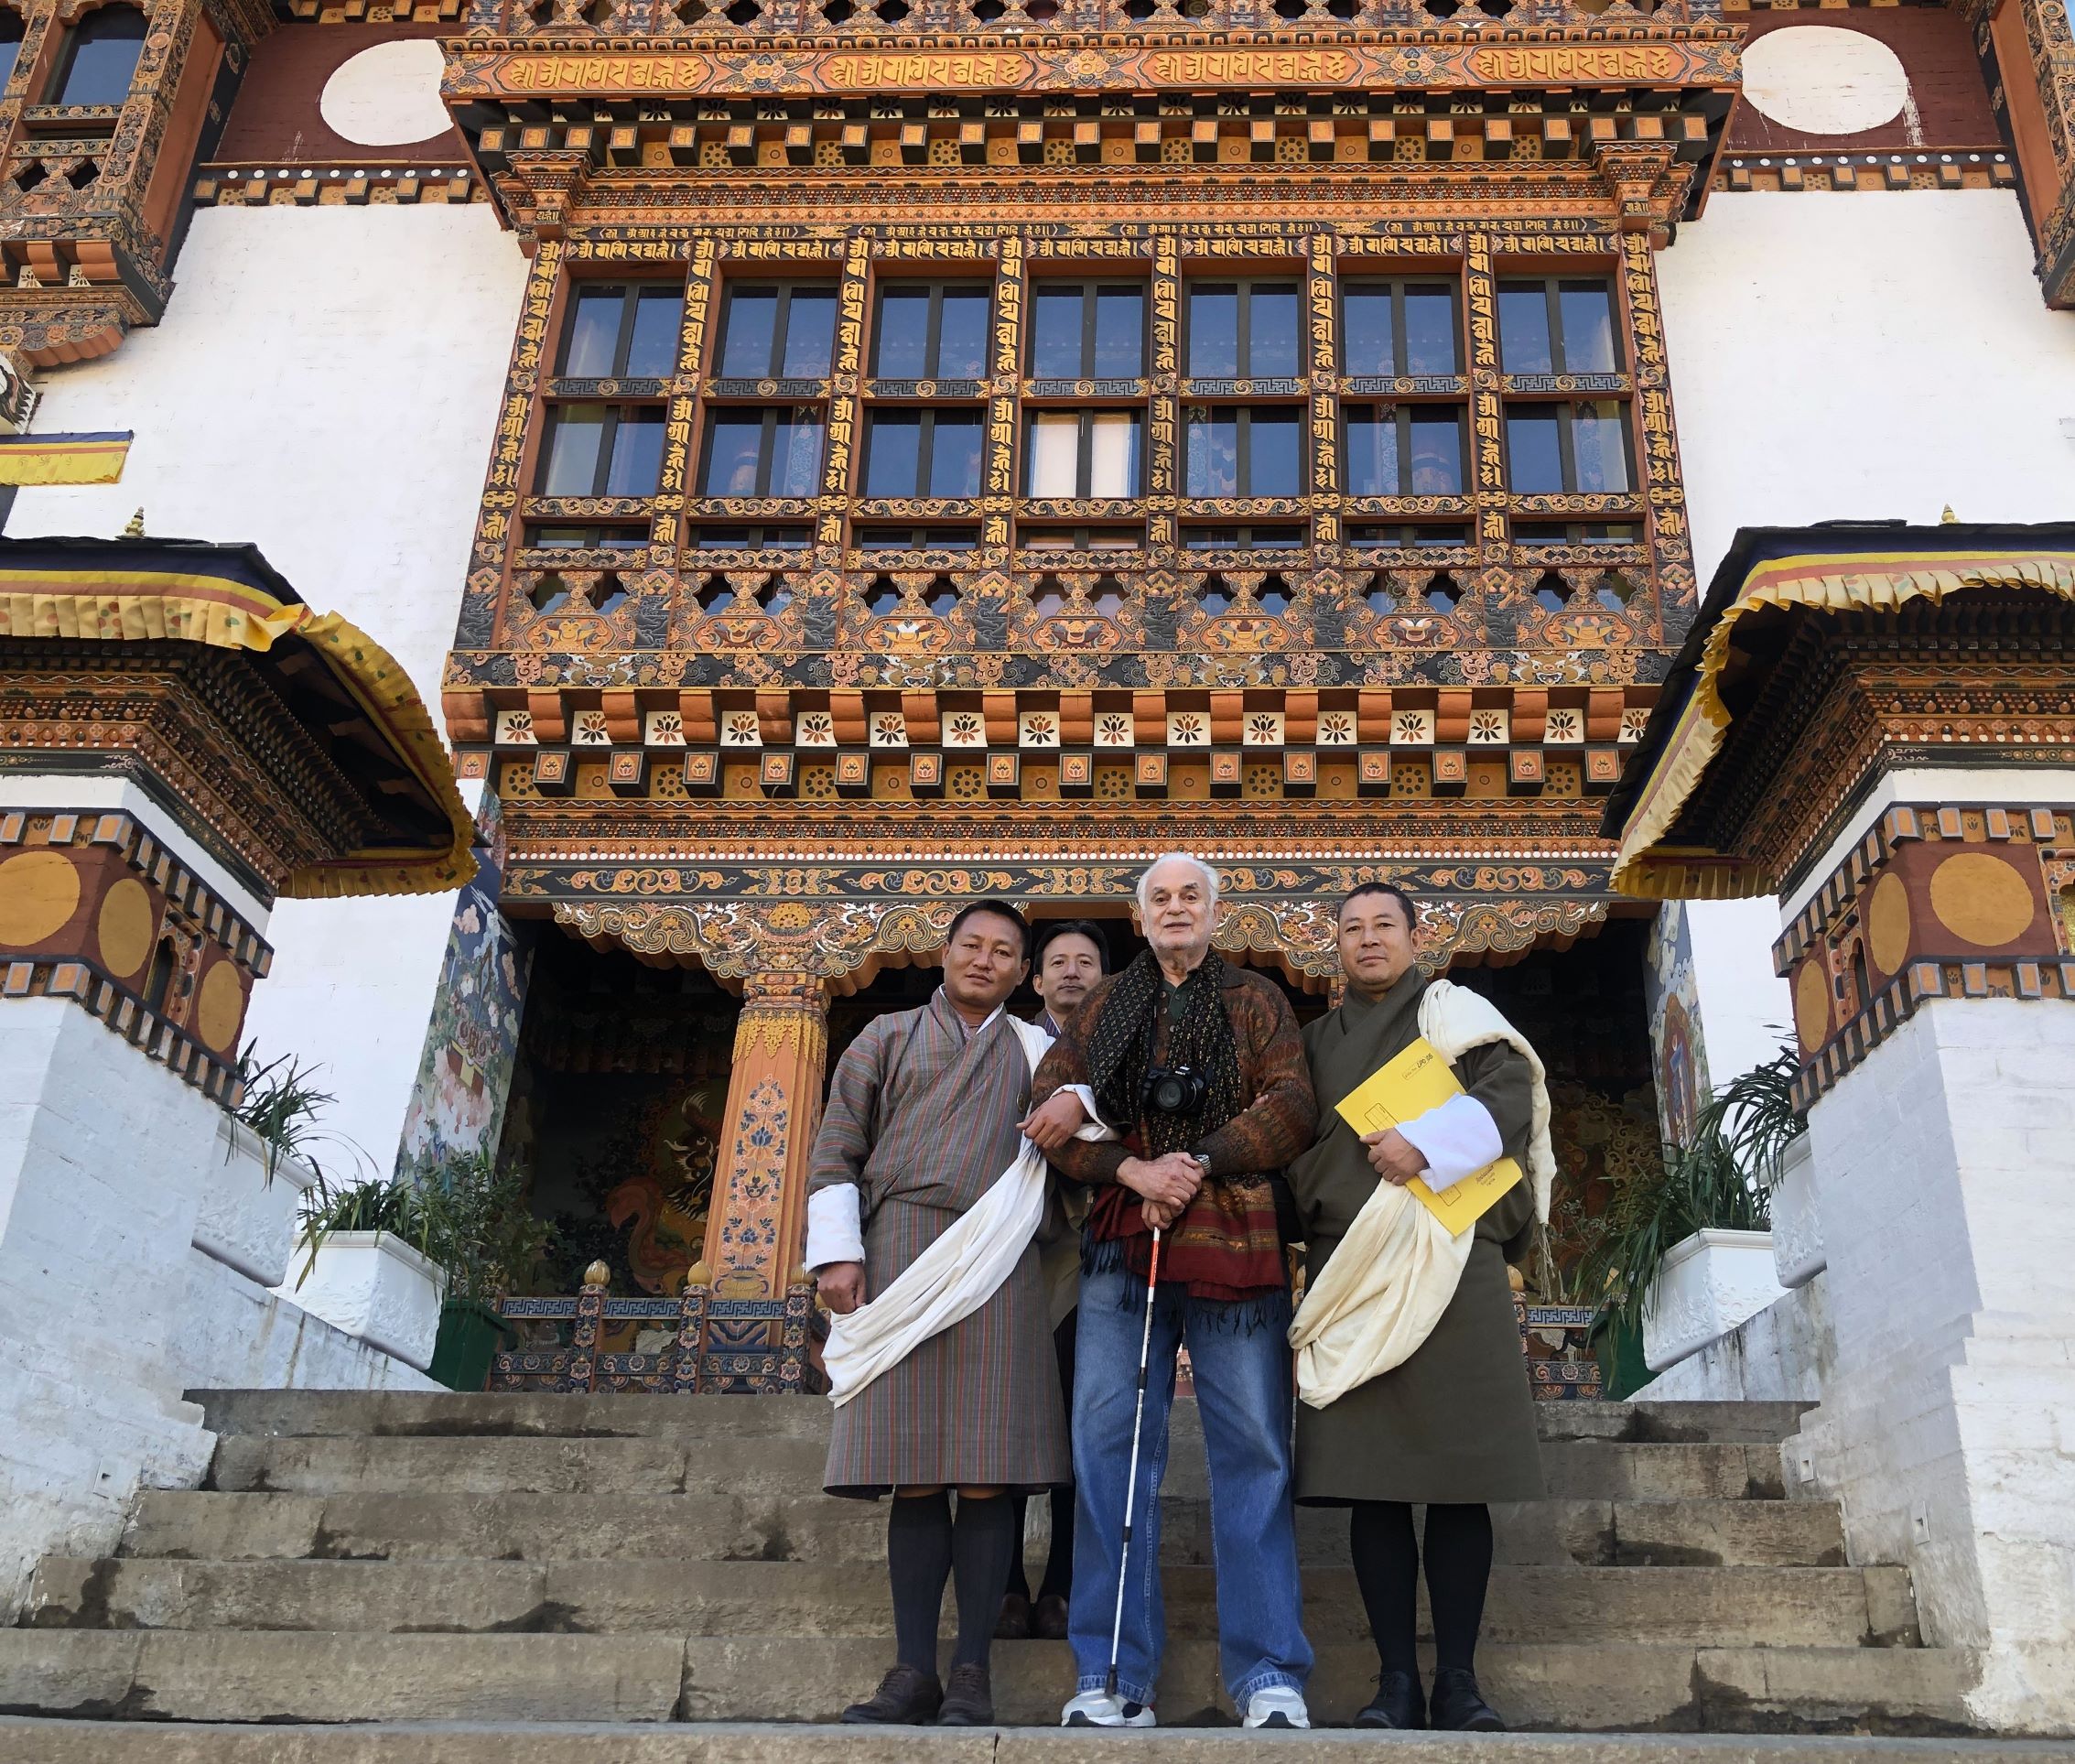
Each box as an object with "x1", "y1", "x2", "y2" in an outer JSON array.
[{"x1": 1791, "y1": 998, "x2": 2075, "y2": 1733}]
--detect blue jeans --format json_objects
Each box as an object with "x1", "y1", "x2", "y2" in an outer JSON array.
[{"x1": 1067, "y1": 1260, "x2": 1313, "y2": 1708}]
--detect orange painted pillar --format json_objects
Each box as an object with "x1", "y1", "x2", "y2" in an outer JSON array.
[{"x1": 703, "y1": 970, "x2": 829, "y2": 1301}]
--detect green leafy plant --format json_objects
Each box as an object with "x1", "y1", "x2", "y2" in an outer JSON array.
[
  {"x1": 232, "y1": 1042, "x2": 346, "y2": 1189},
  {"x1": 1580, "y1": 1046, "x2": 1800, "y2": 1333},
  {"x1": 292, "y1": 1173, "x2": 444, "y2": 1288},
  {"x1": 422, "y1": 1149, "x2": 558, "y2": 1304}
]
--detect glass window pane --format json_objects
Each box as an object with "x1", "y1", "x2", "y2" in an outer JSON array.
[
  {"x1": 719, "y1": 290, "x2": 778, "y2": 378},
  {"x1": 606, "y1": 412, "x2": 665, "y2": 496},
  {"x1": 1027, "y1": 413, "x2": 1080, "y2": 498},
  {"x1": 1185, "y1": 411, "x2": 1239, "y2": 498},
  {"x1": 55, "y1": 8, "x2": 143, "y2": 106},
  {"x1": 1189, "y1": 287, "x2": 1239, "y2": 379},
  {"x1": 700, "y1": 414, "x2": 769, "y2": 497},
  {"x1": 1402, "y1": 287, "x2": 1459, "y2": 375},
  {"x1": 0, "y1": 31, "x2": 22, "y2": 93},
  {"x1": 625, "y1": 289, "x2": 682, "y2": 377},
  {"x1": 1246, "y1": 409, "x2": 1302, "y2": 497},
  {"x1": 1342, "y1": 287, "x2": 1394, "y2": 377},
  {"x1": 1344, "y1": 406, "x2": 1398, "y2": 497},
  {"x1": 1558, "y1": 283, "x2": 1617, "y2": 374},
  {"x1": 935, "y1": 290, "x2": 991, "y2": 379},
  {"x1": 781, "y1": 290, "x2": 836, "y2": 377},
  {"x1": 1499, "y1": 284, "x2": 1554, "y2": 374},
  {"x1": 1088, "y1": 413, "x2": 1140, "y2": 498},
  {"x1": 561, "y1": 290, "x2": 625, "y2": 377},
  {"x1": 1571, "y1": 402, "x2": 1630, "y2": 492},
  {"x1": 1247, "y1": 286, "x2": 1301, "y2": 379},
  {"x1": 1094, "y1": 287, "x2": 1143, "y2": 378},
  {"x1": 541, "y1": 405, "x2": 607, "y2": 495},
  {"x1": 771, "y1": 412, "x2": 826, "y2": 498},
  {"x1": 1409, "y1": 410, "x2": 1464, "y2": 494},
  {"x1": 1506, "y1": 407, "x2": 1564, "y2": 494},
  {"x1": 927, "y1": 412, "x2": 984, "y2": 498},
  {"x1": 863, "y1": 412, "x2": 923, "y2": 497},
  {"x1": 1031, "y1": 287, "x2": 1086, "y2": 380},
  {"x1": 874, "y1": 290, "x2": 932, "y2": 378}
]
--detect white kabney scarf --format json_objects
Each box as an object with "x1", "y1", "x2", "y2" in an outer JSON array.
[
  {"x1": 825, "y1": 1015, "x2": 1082, "y2": 1407},
  {"x1": 1287, "y1": 979, "x2": 1555, "y2": 1411}
]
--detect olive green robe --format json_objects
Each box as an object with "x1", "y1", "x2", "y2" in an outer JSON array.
[{"x1": 1285, "y1": 972, "x2": 1545, "y2": 1505}]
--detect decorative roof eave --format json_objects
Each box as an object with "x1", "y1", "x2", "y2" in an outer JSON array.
[
  {"x1": 0, "y1": 538, "x2": 476, "y2": 899},
  {"x1": 1600, "y1": 523, "x2": 2075, "y2": 903}
]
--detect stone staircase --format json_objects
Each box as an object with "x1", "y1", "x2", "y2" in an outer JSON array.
[{"x1": 0, "y1": 1390, "x2": 2037, "y2": 1761}]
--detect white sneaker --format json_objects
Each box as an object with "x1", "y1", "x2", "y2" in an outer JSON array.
[
  {"x1": 1061, "y1": 1688, "x2": 1158, "y2": 1727},
  {"x1": 1243, "y1": 1686, "x2": 1312, "y2": 1730}
]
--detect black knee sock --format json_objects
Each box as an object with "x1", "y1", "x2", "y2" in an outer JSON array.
[
  {"x1": 1422, "y1": 1502, "x2": 1493, "y2": 1675},
  {"x1": 1349, "y1": 1499, "x2": 1420, "y2": 1678},
  {"x1": 1004, "y1": 1494, "x2": 1032, "y2": 1603},
  {"x1": 889, "y1": 1491, "x2": 953, "y2": 1676},
  {"x1": 949, "y1": 1493, "x2": 1019, "y2": 1669},
  {"x1": 1037, "y1": 1483, "x2": 1075, "y2": 1603}
]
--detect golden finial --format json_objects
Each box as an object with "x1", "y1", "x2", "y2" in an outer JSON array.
[
  {"x1": 1940, "y1": 505, "x2": 1958, "y2": 525},
  {"x1": 121, "y1": 508, "x2": 145, "y2": 537},
  {"x1": 685, "y1": 1259, "x2": 711, "y2": 1291},
  {"x1": 582, "y1": 1260, "x2": 611, "y2": 1288}
]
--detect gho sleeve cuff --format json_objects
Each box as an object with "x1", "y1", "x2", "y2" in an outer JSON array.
[
  {"x1": 1397, "y1": 1092, "x2": 1503, "y2": 1193},
  {"x1": 805, "y1": 1182, "x2": 865, "y2": 1270}
]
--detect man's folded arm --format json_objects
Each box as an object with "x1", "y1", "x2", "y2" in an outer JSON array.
[
  {"x1": 805, "y1": 1184, "x2": 865, "y2": 1270},
  {"x1": 1395, "y1": 1093, "x2": 1503, "y2": 1192},
  {"x1": 1034, "y1": 1023, "x2": 1131, "y2": 1183},
  {"x1": 804, "y1": 1023, "x2": 885, "y2": 1269}
]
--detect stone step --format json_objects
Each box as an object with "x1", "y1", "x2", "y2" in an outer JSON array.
[
  {"x1": 12, "y1": 1726, "x2": 2068, "y2": 1764},
  {"x1": 22, "y1": 1559, "x2": 1912, "y2": 1649},
  {"x1": 188, "y1": 1391, "x2": 1812, "y2": 1449},
  {"x1": 120, "y1": 1489, "x2": 1846, "y2": 1570},
  {"x1": 0, "y1": 1631, "x2": 1980, "y2": 1731},
  {"x1": 204, "y1": 1434, "x2": 1788, "y2": 1504}
]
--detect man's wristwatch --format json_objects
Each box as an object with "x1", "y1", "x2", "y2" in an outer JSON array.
[{"x1": 1192, "y1": 1151, "x2": 1214, "y2": 1180}]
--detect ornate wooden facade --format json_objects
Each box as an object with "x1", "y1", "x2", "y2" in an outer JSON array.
[{"x1": 425, "y1": 0, "x2": 1748, "y2": 1305}]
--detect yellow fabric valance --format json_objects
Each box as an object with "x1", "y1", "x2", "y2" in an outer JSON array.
[{"x1": 1610, "y1": 547, "x2": 2075, "y2": 901}]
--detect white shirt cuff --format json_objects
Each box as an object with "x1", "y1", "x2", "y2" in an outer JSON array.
[
  {"x1": 1060, "y1": 1082, "x2": 1116, "y2": 1142},
  {"x1": 805, "y1": 1183, "x2": 864, "y2": 1270},
  {"x1": 1397, "y1": 1094, "x2": 1503, "y2": 1193}
]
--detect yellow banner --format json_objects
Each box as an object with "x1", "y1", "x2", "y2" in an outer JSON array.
[{"x1": 0, "y1": 432, "x2": 131, "y2": 485}]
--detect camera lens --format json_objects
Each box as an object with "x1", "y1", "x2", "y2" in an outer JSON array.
[{"x1": 1151, "y1": 1074, "x2": 1183, "y2": 1112}]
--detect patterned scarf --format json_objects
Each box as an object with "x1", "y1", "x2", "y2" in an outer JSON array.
[{"x1": 1084, "y1": 950, "x2": 1287, "y2": 1311}]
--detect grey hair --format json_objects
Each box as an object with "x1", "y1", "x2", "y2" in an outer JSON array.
[{"x1": 1136, "y1": 853, "x2": 1221, "y2": 915}]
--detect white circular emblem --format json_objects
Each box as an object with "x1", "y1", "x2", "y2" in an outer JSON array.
[
  {"x1": 319, "y1": 39, "x2": 449, "y2": 148},
  {"x1": 1741, "y1": 27, "x2": 1910, "y2": 136}
]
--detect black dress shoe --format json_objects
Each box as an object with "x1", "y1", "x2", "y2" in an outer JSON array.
[
  {"x1": 937, "y1": 1662, "x2": 994, "y2": 1726},
  {"x1": 841, "y1": 1664, "x2": 944, "y2": 1725},
  {"x1": 1429, "y1": 1667, "x2": 1505, "y2": 1733},
  {"x1": 996, "y1": 1592, "x2": 1032, "y2": 1639},
  {"x1": 1031, "y1": 1593, "x2": 1070, "y2": 1640},
  {"x1": 1355, "y1": 1670, "x2": 1426, "y2": 1730}
]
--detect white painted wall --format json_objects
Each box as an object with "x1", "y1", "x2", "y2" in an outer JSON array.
[
  {"x1": 1656, "y1": 190, "x2": 2075, "y2": 1088},
  {"x1": 9, "y1": 205, "x2": 527, "y2": 1175}
]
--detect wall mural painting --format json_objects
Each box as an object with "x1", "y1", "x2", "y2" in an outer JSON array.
[
  {"x1": 396, "y1": 789, "x2": 534, "y2": 1185},
  {"x1": 1641, "y1": 900, "x2": 1711, "y2": 1151}
]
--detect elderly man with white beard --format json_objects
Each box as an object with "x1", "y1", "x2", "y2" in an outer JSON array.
[{"x1": 1031, "y1": 854, "x2": 1318, "y2": 1730}]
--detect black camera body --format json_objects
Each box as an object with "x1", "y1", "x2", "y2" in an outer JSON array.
[{"x1": 1143, "y1": 1064, "x2": 1208, "y2": 1117}]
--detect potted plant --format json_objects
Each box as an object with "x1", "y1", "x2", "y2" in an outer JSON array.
[
  {"x1": 422, "y1": 1150, "x2": 556, "y2": 1392},
  {"x1": 1581, "y1": 1049, "x2": 1801, "y2": 1377},
  {"x1": 193, "y1": 1045, "x2": 340, "y2": 1289},
  {"x1": 283, "y1": 1172, "x2": 449, "y2": 1371}
]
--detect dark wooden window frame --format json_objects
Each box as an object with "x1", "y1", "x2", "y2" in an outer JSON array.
[
  {"x1": 697, "y1": 406, "x2": 825, "y2": 499},
  {"x1": 1027, "y1": 280, "x2": 1148, "y2": 379},
  {"x1": 1184, "y1": 278, "x2": 1303, "y2": 380},
  {"x1": 1338, "y1": 276, "x2": 1463, "y2": 377},
  {"x1": 715, "y1": 281, "x2": 838, "y2": 380},
  {"x1": 869, "y1": 281, "x2": 995, "y2": 379}
]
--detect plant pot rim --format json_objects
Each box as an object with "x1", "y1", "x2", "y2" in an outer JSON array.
[
  {"x1": 1659, "y1": 1226, "x2": 1777, "y2": 1271},
  {"x1": 216, "y1": 1113, "x2": 320, "y2": 1196},
  {"x1": 307, "y1": 1228, "x2": 449, "y2": 1285}
]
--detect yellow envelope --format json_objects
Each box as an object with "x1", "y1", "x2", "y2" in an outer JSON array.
[{"x1": 1332, "y1": 1035, "x2": 1522, "y2": 1236}]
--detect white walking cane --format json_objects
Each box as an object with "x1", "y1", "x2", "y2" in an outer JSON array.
[{"x1": 1105, "y1": 1225, "x2": 1163, "y2": 1700}]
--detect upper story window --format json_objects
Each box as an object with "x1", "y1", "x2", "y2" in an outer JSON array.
[
  {"x1": 561, "y1": 284, "x2": 683, "y2": 379},
  {"x1": 1185, "y1": 406, "x2": 1302, "y2": 499},
  {"x1": 1341, "y1": 280, "x2": 1460, "y2": 377},
  {"x1": 1027, "y1": 411, "x2": 1141, "y2": 500},
  {"x1": 1344, "y1": 406, "x2": 1465, "y2": 497},
  {"x1": 717, "y1": 283, "x2": 836, "y2": 380},
  {"x1": 1030, "y1": 283, "x2": 1145, "y2": 380},
  {"x1": 0, "y1": 13, "x2": 26, "y2": 93},
  {"x1": 1187, "y1": 281, "x2": 1302, "y2": 380},
  {"x1": 862, "y1": 409, "x2": 984, "y2": 500},
  {"x1": 49, "y1": 4, "x2": 146, "y2": 107},
  {"x1": 698, "y1": 407, "x2": 826, "y2": 500},
  {"x1": 871, "y1": 283, "x2": 991, "y2": 381},
  {"x1": 1506, "y1": 400, "x2": 1632, "y2": 495},
  {"x1": 1498, "y1": 278, "x2": 1620, "y2": 375},
  {"x1": 538, "y1": 405, "x2": 665, "y2": 498}
]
